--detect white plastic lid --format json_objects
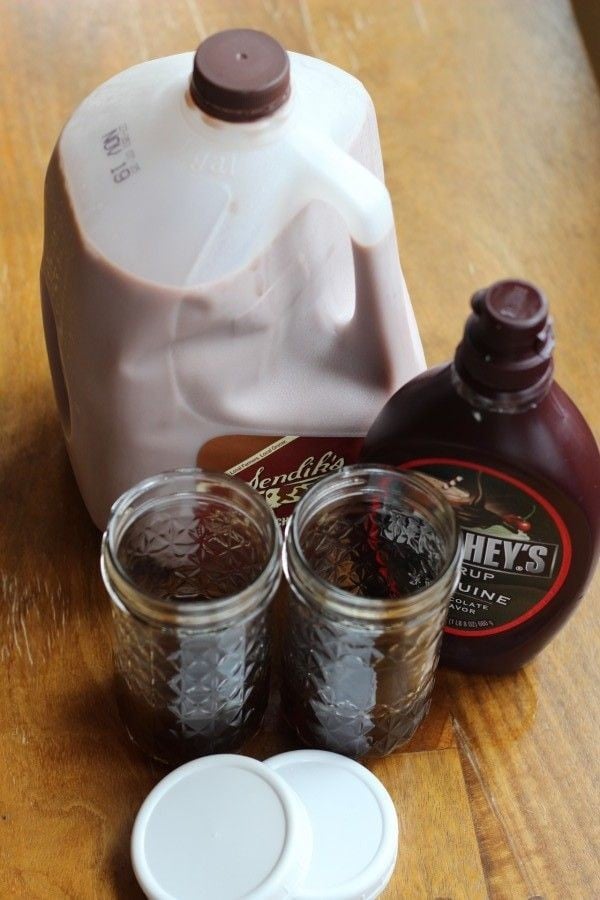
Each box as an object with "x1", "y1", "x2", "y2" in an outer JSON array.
[
  {"x1": 131, "y1": 754, "x2": 312, "y2": 900},
  {"x1": 131, "y1": 750, "x2": 398, "y2": 900},
  {"x1": 265, "y1": 750, "x2": 398, "y2": 900}
]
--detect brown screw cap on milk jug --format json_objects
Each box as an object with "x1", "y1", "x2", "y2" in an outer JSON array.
[
  {"x1": 190, "y1": 29, "x2": 291, "y2": 121},
  {"x1": 362, "y1": 280, "x2": 600, "y2": 674}
]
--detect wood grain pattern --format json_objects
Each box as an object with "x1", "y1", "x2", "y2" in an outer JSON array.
[
  {"x1": 1, "y1": 0, "x2": 599, "y2": 897},
  {"x1": 374, "y1": 750, "x2": 488, "y2": 899}
]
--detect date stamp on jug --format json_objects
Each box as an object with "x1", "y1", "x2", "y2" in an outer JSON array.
[{"x1": 102, "y1": 124, "x2": 140, "y2": 184}]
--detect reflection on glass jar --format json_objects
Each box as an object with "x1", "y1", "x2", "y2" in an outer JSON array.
[
  {"x1": 101, "y1": 469, "x2": 281, "y2": 766},
  {"x1": 282, "y1": 465, "x2": 462, "y2": 758}
]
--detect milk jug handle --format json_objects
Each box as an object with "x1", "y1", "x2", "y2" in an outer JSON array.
[{"x1": 285, "y1": 125, "x2": 395, "y2": 246}]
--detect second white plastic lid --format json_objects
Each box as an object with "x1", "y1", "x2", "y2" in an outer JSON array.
[{"x1": 265, "y1": 750, "x2": 399, "y2": 900}]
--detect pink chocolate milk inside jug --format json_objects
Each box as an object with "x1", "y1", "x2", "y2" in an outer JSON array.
[{"x1": 41, "y1": 29, "x2": 425, "y2": 528}]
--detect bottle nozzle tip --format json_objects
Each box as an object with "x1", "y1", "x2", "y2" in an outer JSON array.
[{"x1": 485, "y1": 280, "x2": 547, "y2": 329}]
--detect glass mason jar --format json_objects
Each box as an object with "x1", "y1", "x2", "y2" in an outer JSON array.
[
  {"x1": 101, "y1": 469, "x2": 281, "y2": 766},
  {"x1": 282, "y1": 465, "x2": 462, "y2": 758}
]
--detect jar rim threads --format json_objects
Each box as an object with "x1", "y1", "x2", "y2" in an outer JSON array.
[
  {"x1": 284, "y1": 464, "x2": 462, "y2": 623},
  {"x1": 102, "y1": 468, "x2": 282, "y2": 628}
]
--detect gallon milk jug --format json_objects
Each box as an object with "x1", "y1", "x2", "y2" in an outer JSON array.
[{"x1": 41, "y1": 29, "x2": 425, "y2": 528}]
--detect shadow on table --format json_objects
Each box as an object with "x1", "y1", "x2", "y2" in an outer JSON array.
[
  {"x1": 441, "y1": 663, "x2": 539, "y2": 744},
  {"x1": 0, "y1": 408, "x2": 97, "y2": 551},
  {"x1": 109, "y1": 821, "x2": 146, "y2": 900},
  {"x1": 60, "y1": 677, "x2": 164, "y2": 898},
  {"x1": 572, "y1": 0, "x2": 600, "y2": 87},
  {"x1": 0, "y1": 409, "x2": 101, "y2": 636}
]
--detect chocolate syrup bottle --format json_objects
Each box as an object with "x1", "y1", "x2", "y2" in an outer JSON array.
[{"x1": 361, "y1": 280, "x2": 600, "y2": 673}]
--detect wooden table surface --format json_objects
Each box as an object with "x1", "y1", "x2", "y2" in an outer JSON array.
[{"x1": 1, "y1": 1, "x2": 599, "y2": 897}]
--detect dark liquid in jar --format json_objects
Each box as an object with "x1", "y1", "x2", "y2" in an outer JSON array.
[
  {"x1": 301, "y1": 503, "x2": 444, "y2": 596},
  {"x1": 112, "y1": 503, "x2": 271, "y2": 765},
  {"x1": 282, "y1": 500, "x2": 448, "y2": 758}
]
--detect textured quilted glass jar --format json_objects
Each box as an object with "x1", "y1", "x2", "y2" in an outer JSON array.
[
  {"x1": 282, "y1": 465, "x2": 462, "y2": 758},
  {"x1": 101, "y1": 470, "x2": 281, "y2": 765}
]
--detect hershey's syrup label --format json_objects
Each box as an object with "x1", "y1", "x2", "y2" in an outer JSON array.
[
  {"x1": 400, "y1": 458, "x2": 572, "y2": 636},
  {"x1": 198, "y1": 435, "x2": 363, "y2": 529}
]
